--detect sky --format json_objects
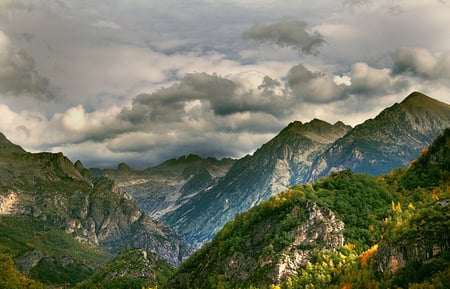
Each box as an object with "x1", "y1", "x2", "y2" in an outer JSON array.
[{"x1": 0, "y1": 0, "x2": 450, "y2": 168}]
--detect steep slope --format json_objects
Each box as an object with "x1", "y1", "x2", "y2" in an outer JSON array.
[
  {"x1": 75, "y1": 248, "x2": 175, "y2": 289},
  {"x1": 308, "y1": 91, "x2": 450, "y2": 181},
  {"x1": 91, "y1": 154, "x2": 235, "y2": 219},
  {"x1": 165, "y1": 171, "x2": 395, "y2": 288},
  {"x1": 163, "y1": 119, "x2": 351, "y2": 247},
  {"x1": 166, "y1": 130, "x2": 450, "y2": 289},
  {"x1": 0, "y1": 132, "x2": 193, "y2": 285}
]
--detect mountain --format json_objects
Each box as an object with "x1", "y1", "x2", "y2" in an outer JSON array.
[
  {"x1": 75, "y1": 248, "x2": 175, "y2": 289},
  {"x1": 162, "y1": 119, "x2": 351, "y2": 247},
  {"x1": 308, "y1": 91, "x2": 450, "y2": 180},
  {"x1": 0, "y1": 133, "x2": 193, "y2": 286},
  {"x1": 91, "y1": 154, "x2": 235, "y2": 219},
  {"x1": 165, "y1": 129, "x2": 450, "y2": 289}
]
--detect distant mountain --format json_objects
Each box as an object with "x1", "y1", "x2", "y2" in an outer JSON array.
[
  {"x1": 165, "y1": 129, "x2": 450, "y2": 289},
  {"x1": 85, "y1": 91, "x2": 450, "y2": 252},
  {"x1": 162, "y1": 119, "x2": 351, "y2": 247},
  {"x1": 0, "y1": 133, "x2": 193, "y2": 285},
  {"x1": 91, "y1": 154, "x2": 235, "y2": 219},
  {"x1": 308, "y1": 91, "x2": 450, "y2": 180}
]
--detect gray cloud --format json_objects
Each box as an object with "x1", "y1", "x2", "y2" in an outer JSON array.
[
  {"x1": 120, "y1": 72, "x2": 291, "y2": 125},
  {"x1": 392, "y1": 47, "x2": 450, "y2": 86},
  {"x1": 0, "y1": 31, "x2": 58, "y2": 99},
  {"x1": 286, "y1": 62, "x2": 409, "y2": 104},
  {"x1": 348, "y1": 62, "x2": 409, "y2": 96},
  {"x1": 286, "y1": 64, "x2": 345, "y2": 103},
  {"x1": 243, "y1": 18, "x2": 325, "y2": 55}
]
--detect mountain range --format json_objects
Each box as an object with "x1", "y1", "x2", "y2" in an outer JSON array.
[
  {"x1": 0, "y1": 135, "x2": 193, "y2": 286},
  {"x1": 94, "y1": 91, "x2": 450, "y2": 248},
  {"x1": 0, "y1": 91, "x2": 449, "y2": 288},
  {"x1": 165, "y1": 127, "x2": 450, "y2": 289}
]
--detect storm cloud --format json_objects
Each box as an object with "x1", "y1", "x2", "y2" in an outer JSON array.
[
  {"x1": 0, "y1": 1, "x2": 449, "y2": 167},
  {"x1": 243, "y1": 18, "x2": 325, "y2": 55},
  {"x1": 0, "y1": 31, "x2": 57, "y2": 99}
]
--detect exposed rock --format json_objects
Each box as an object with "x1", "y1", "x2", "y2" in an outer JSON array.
[
  {"x1": 163, "y1": 119, "x2": 350, "y2": 247},
  {"x1": 0, "y1": 136, "x2": 194, "y2": 267},
  {"x1": 167, "y1": 199, "x2": 345, "y2": 288},
  {"x1": 14, "y1": 250, "x2": 45, "y2": 275},
  {"x1": 308, "y1": 92, "x2": 450, "y2": 181},
  {"x1": 273, "y1": 201, "x2": 344, "y2": 282}
]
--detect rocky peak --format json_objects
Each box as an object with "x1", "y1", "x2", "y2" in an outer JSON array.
[{"x1": 308, "y1": 92, "x2": 450, "y2": 181}]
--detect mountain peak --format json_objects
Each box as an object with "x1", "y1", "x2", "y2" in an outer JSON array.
[
  {"x1": 117, "y1": 162, "x2": 132, "y2": 171},
  {"x1": 0, "y1": 132, "x2": 26, "y2": 154},
  {"x1": 401, "y1": 91, "x2": 430, "y2": 103},
  {"x1": 400, "y1": 91, "x2": 449, "y2": 111}
]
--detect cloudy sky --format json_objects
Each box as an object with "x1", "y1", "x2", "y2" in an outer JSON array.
[{"x1": 0, "y1": 0, "x2": 449, "y2": 167}]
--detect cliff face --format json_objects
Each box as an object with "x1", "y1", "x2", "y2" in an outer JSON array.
[
  {"x1": 0, "y1": 134, "x2": 193, "y2": 268},
  {"x1": 163, "y1": 120, "x2": 350, "y2": 247},
  {"x1": 165, "y1": 195, "x2": 345, "y2": 288},
  {"x1": 91, "y1": 154, "x2": 235, "y2": 219},
  {"x1": 308, "y1": 92, "x2": 450, "y2": 181},
  {"x1": 271, "y1": 201, "x2": 345, "y2": 282}
]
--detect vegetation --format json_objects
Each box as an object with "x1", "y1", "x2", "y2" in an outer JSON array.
[
  {"x1": 0, "y1": 253, "x2": 44, "y2": 289},
  {"x1": 0, "y1": 216, "x2": 112, "y2": 286},
  {"x1": 165, "y1": 128, "x2": 450, "y2": 288},
  {"x1": 75, "y1": 248, "x2": 175, "y2": 289}
]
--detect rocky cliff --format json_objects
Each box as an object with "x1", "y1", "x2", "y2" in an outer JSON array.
[
  {"x1": 165, "y1": 190, "x2": 346, "y2": 288},
  {"x1": 163, "y1": 119, "x2": 350, "y2": 247},
  {"x1": 308, "y1": 92, "x2": 450, "y2": 181},
  {"x1": 0, "y1": 133, "x2": 193, "y2": 268},
  {"x1": 91, "y1": 154, "x2": 235, "y2": 219}
]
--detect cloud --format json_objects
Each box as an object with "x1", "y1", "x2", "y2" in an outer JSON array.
[
  {"x1": 0, "y1": 0, "x2": 24, "y2": 20},
  {"x1": 392, "y1": 47, "x2": 450, "y2": 86},
  {"x1": 286, "y1": 64, "x2": 344, "y2": 103},
  {"x1": 286, "y1": 61, "x2": 410, "y2": 104},
  {"x1": 0, "y1": 31, "x2": 58, "y2": 99},
  {"x1": 348, "y1": 62, "x2": 409, "y2": 96},
  {"x1": 120, "y1": 71, "x2": 291, "y2": 125},
  {"x1": 91, "y1": 20, "x2": 122, "y2": 30},
  {"x1": 243, "y1": 18, "x2": 325, "y2": 55}
]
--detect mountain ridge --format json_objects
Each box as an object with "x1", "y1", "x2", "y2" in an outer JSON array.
[
  {"x1": 162, "y1": 119, "x2": 352, "y2": 247},
  {"x1": 165, "y1": 128, "x2": 450, "y2": 289},
  {"x1": 0, "y1": 136, "x2": 194, "y2": 286},
  {"x1": 308, "y1": 91, "x2": 450, "y2": 180}
]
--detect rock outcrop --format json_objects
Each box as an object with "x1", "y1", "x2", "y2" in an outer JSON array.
[{"x1": 0, "y1": 133, "x2": 193, "y2": 267}]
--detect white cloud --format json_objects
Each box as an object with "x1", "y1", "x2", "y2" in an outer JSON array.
[
  {"x1": 333, "y1": 75, "x2": 351, "y2": 86},
  {"x1": 0, "y1": 0, "x2": 450, "y2": 167}
]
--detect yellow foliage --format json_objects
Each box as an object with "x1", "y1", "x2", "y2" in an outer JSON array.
[{"x1": 359, "y1": 244, "x2": 378, "y2": 266}]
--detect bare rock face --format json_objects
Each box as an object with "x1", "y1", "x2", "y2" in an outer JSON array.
[
  {"x1": 164, "y1": 120, "x2": 350, "y2": 247},
  {"x1": 167, "y1": 199, "x2": 345, "y2": 288},
  {"x1": 0, "y1": 134, "x2": 193, "y2": 267},
  {"x1": 273, "y1": 201, "x2": 345, "y2": 282},
  {"x1": 308, "y1": 92, "x2": 450, "y2": 181}
]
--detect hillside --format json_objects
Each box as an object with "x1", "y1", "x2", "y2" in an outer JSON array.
[
  {"x1": 163, "y1": 119, "x2": 351, "y2": 247},
  {"x1": 165, "y1": 128, "x2": 450, "y2": 288},
  {"x1": 0, "y1": 133, "x2": 193, "y2": 286},
  {"x1": 308, "y1": 91, "x2": 450, "y2": 180},
  {"x1": 75, "y1": 248, "x2": 175, "y2": 289}
]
